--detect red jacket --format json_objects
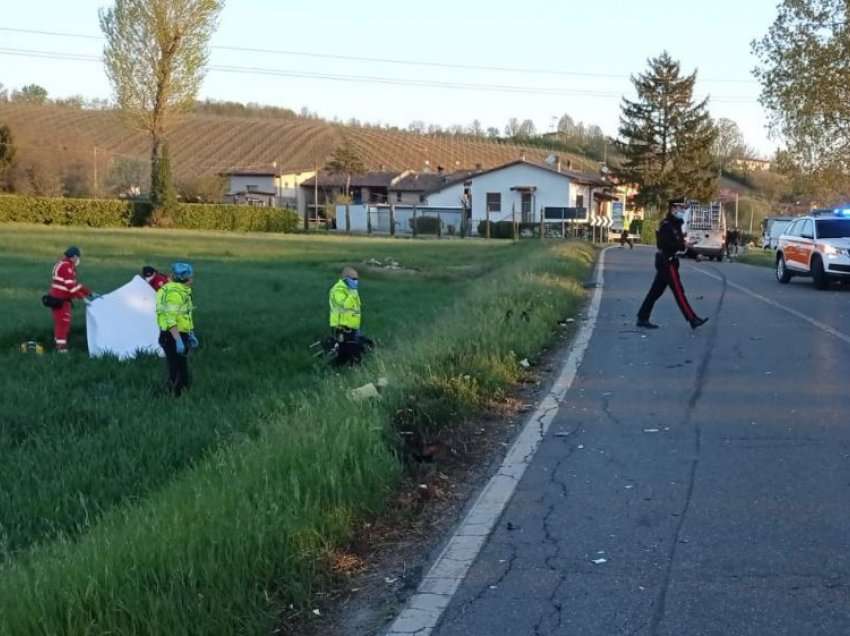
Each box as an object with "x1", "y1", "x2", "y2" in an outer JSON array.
[
  {"x1": 50, "y1": 258, "x2": 91, "y2": 300},
  {"x1": 147, "y1": 273, "x2": 169, "y2": 291}
]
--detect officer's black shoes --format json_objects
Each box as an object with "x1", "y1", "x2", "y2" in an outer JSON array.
[
  {"x1": 690, "y1": 317, "x2": 709, "y2": 330},
  {"x1": 636, "y1": 319, "x2": 660, "y2": 329}
]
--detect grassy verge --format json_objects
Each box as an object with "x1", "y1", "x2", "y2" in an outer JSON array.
[
  {"x1": 736, "y1": 249, "x2": 775, "y2": 268},
  {"x1": 0, "y1": 225, "x2": 593, "y2": 634}
]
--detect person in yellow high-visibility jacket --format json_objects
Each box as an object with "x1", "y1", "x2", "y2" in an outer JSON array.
[
  {"x1": 156, "y1": 262, "x2": 198, "y2": 396},
  {"x1": 329, "y1": 266, "x2": 365, "y2": 364}
]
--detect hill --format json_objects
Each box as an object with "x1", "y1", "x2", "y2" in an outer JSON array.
[{"x1": 0, "y1": 104, "x2": 596, "y2": 181}]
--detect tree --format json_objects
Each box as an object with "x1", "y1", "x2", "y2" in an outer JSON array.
[
  {"x1": 557, "y1": 113, "x2": 576, "y2": 135},
  {"x1": 504, "y1": 118, "x2": 521, "y2": 137},
  {"x1": 0, "y1": 84, "x2": 8, "y2": 102},
  {"x1": 517, "y1": 119, "x2": 537, "y2": 138},
  {"x1": 408, "y1": 120, "x2": 426, "y2": 134},
  {"x1": 486, "y1": 127, "x2": 500, "y2": 139},
  {"x1": 106, "y1": 157, "x2": 149, "y2": 196},
  {"x1": 0, "y1": 124, "x2": 15, "y2": 188},
  {"x1": 469, "y1": 119, "x2": 484, "y2": 137},
  {"x1": 753, "y1": 0, "x2": 850, "y2": 190},
  {"x1": 177, "y1": 174, "x2": 227, "y2": 202},
  {"x1": 151, "y1": 142, "x2": 177, "y2": 211},
  {"x1": 324, "y1": 142, "x2": 365, "y2": 199},
  {"x1": 100, "y1": 0, "x2": 224, "y2": 210},
  {"x1": 617, "y1": 51, "x2": 717, "y2": 208},
  {"x1": 11, "y1": 84, "x2": 48, "y2": 105},
  {"x1": 712, "y1": 118, "x2": 746, "y2": 171}
]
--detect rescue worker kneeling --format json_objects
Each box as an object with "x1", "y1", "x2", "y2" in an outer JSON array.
[
  {"x1": 329, "y1": 266, "x2": 371, "y2": 365},
  {"x1": 155, "y1": 262, "x2": 198, "y2": 396}
]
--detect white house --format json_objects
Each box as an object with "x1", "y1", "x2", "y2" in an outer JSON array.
[
  {"x1": 424, "y1": 159, "x2": 613, "y2": 226},
  {"x1": 224, "y1": 171, "x2": 278, "y2": 207},
  {"x1": 223, "y1": 169, "x2": 316, "y2": 211}
]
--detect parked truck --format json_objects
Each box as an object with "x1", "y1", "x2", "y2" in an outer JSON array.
[{"x1": 683, "y1": 201, "x2": 727, "y2": 261}]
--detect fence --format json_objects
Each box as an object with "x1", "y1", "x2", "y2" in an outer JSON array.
[
  {"x1": 336, "y1": 204, "x2": 467, "y2": 237},
  {"x1": 334, "y1": 203, "x2": 617, "y2": 242}
]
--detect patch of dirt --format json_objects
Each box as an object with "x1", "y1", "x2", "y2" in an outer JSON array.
[{"x1": 279, "y1": 319, "x2": 582, "y2": 636}]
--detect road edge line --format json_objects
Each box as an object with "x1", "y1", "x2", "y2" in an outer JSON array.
[{"x1": 385, "y1": 246, "x2": 610, "y2": 636}]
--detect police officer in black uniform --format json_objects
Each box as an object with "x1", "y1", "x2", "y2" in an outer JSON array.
[{"x1": 637, "y1": 200, "x2": 709, "y2": 330}]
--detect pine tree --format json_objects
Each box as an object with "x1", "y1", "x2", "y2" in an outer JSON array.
[
  {"x1": 324, "y1": 142, "x2": 366, "y2": 199},
  {"x1": 617, "y1": 52, "x2": 717, "y2": 209}
]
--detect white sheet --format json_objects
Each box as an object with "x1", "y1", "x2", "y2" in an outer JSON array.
[{"x1": 86, "y1": 275, "x2": 162, "y2": 360}]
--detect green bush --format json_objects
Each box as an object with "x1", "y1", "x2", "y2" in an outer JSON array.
[
  {"x1": 168, "y1": 203, "x2": 300, "y2": 232},
  {"x1": 0, "y1": 195, "x2": 300, "y2": 233},
  {"x1": 0, "y1": 194, "x2": 136, "y2": 227},
  {"x1": 410, "y1": 215, "x2": 441, "y2": 235}
]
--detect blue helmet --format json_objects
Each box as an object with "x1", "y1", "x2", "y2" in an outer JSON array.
[
  {"x1": 171, "y1": 262, "x2": 193, "y2": 282},
  {"x1": 65, "y1": 246, "x2": 81, "y2": 258}
]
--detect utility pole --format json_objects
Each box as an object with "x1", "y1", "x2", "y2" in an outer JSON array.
[
  {"x1": 735, "y1": 192, "x2": 738, "y2": 230},
  {"x1": 312, "y1": 162, "x2": 318, "y2": 231},
  {"x1": 93, "y1": 146, "x2": 98, "y2": 196}
]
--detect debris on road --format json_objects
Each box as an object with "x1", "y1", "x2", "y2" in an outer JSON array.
[
  {"x1": 519, "y1": 358, "x2": 531, "y2": 369},
  {"x1": 591, "y1": 558, "x2": 608, "y2": 565},
  {"x1": 643, "y1": 428, "x2": 660, "y2": 433}
]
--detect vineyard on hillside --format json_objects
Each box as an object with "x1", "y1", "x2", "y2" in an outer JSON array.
[{"x1": 0, "y1": 104, "x2": 596, "y2": 181}]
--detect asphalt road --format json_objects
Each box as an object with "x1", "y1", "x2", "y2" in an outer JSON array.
[{"x1": 433, "y1": 246, "x2": 850, "y2": 636}]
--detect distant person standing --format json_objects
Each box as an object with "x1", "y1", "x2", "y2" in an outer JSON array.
[
  {"x1": 44, "y1": 246, "x2": 97, "y2": 352},
  {"x1": 619, "y1": 228, "x2": 634, "y2": 249},
  {"x1": 637, "y1": 201, "x2": 708, "y2": 330},
  {"x1": 155, "y1": 262, "x2": 198, "y2": 396},
  {"x1": 329, "y1": 266, "x2": 365, "y2": 365},
  {"x1": 142, "y1": 265, "x2": 169, "y2": 291}
]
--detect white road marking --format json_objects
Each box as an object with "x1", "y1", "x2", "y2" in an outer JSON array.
[
  {"x1": 385, "y1": 248, "x2": 610, "y2": 636},
  {"x1": 691, "y1": 266, "x2": 850, "y2": 346}
]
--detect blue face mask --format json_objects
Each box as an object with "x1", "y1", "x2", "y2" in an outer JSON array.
[{"x1": 344, "y1": 277, "x2": 359, "y2": 290}]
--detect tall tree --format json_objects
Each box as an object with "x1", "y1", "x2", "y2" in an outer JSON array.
[
  {"x1": 0, "y1": 124, "x2": 15, "y2": 188},
  {"x1": 617, "y1": 51, "x2": 717, "y2": 208},
  {"x1": 324, "y1": 142, "x2": 365, "y2": 199},
  {"x1": 753, "y1": 0, "x2": 850, "y2": 191},
  {"x1": 517, "y1": 119, "x2": 537, "y2": 138},
  {"x1": 504, "y1": 118, "x2": 521, "y2": 137},
  {"x1": 100, "y1": 0, "x2": 224, "y2": 210},
  {"x1": 151, "y1": 142, "x2": 177, "y2": 211},
  {"x1": 712, "y1": 118, "x2": 746, "y2": 171},
  {"x1": 12, "y1": 84, "x2": 48, "y2": 105},
  {"x1": 557, "y1": 113, "x2": 576, "y2": 135}
]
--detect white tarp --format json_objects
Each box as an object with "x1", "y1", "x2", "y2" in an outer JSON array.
[{"x1": 86, "y1": 275, "x2": 162, "y2": 360}]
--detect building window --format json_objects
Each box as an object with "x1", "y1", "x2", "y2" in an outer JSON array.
[
  {"x1": 246, "y1": 184, "x2": 259, "y2": 193},
  {"x1": 486, "y1": 192, "x2": 501, "y2": 213},
  {"x1": 575, "y1": 193, "x2": 584, "y2": 208}
]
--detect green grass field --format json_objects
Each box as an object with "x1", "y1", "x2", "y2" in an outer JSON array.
[{"x1": 0, "y1": 224, "x2": 593, "y2": 634}]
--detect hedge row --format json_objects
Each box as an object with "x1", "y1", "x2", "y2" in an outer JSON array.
[{"x1": 0, "y1": 195, "x2": 299, "y2": 233}]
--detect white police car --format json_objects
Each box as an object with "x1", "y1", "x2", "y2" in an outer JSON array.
[{"x1": 775, "y1": 209, "x2": 850, "y2": 289}]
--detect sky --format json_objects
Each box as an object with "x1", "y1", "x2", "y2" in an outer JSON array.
[{"x1": 1, "y1": 0, "x2": 781, "y2": 156}]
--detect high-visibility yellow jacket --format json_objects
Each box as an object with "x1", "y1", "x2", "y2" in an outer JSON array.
[
  {"x1": 156, "y1": 281, "x2": 194, "y2": 333},
  {"x1": 329, "y1": 279, "x2": 361, "y2": 330}
]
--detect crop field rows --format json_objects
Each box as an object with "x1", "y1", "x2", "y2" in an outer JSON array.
[{"x1": 0, "y1": 104, "x2": 595, "y2": 179}]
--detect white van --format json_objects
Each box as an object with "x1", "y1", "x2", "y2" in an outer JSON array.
[
  {"x1": 683, "y1": 202, "x2": 727, "y2": 261},
  {"x1": 762, "y1": 216, "x2": 795, "y2": 250}
]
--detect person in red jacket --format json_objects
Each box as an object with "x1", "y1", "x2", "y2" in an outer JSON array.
[
  {"x1": 47, "y1": 246, "x2": 93, "y2": 352},
  {"x1": 142, "y1": 265, "x2": 169, "y2": 291}
]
